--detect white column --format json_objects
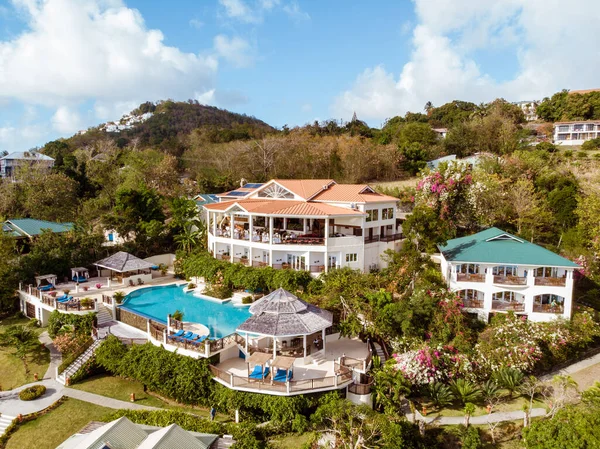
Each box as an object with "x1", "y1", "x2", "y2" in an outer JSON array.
[
  {"x1": 564, "y1": 270, "x2": 574, "y2": 319},
  {"x1": 303, "y1": 218, "x2": 307, "y2": 234},
  {"x1": 283, "y1": 218, "x2": 287, "y2": 230},
  {"x1": 524, "y1": 293, "x2": 534, "y2": 315},
  {"x1": 322, "y1": 328, "x2": 326, "y2": 351},
  {"x1": 306, "y1": 251, "x2": 311, "y2": 272},
  {"x1": 269, "y1": 216, "x2": 274, "y2": 244},
  {"x1": 273, "y1": 337, "x2": 277, "y2": 358},
  {"x1": 324, "y1": 251, "x2": 329, "y2": 273},
  {"x1": 249, "y1": 214, "x2": 254, "y2": 239},
  {"x1": 245, "y1": 332, "x2": 249, "y2": 354},
  {"x1": 230, "y1": 213, "x2": 235, "y2": 263},
  {"x1": 212, "y1": 212, "x2": 217, "y2": 236},
  {"x1": 527, "y1": 268, "x2": 535, "y2": 287},
  {"x1": 324, "y1": 219, "x2": 329, "y2": 244},
  {"x1": 303, "y1": 334, "x2": 307, "y2": 358}
]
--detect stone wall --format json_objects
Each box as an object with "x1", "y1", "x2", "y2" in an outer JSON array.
[{"x1": 118, "y1": 308, "x2": 148, "y2": 332}]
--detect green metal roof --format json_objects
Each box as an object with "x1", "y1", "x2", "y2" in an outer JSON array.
[
  {"x1": 438, "y1": 227, "x2": 580, "y2": 268},
  {"x1": 4, "y1": 218, "x2": 74, "y2": 238}
]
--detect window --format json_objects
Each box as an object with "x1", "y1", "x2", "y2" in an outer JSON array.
[
  {"x1": 587, "y1": 124, "x2": 596, "y2": 131},
  {"x1": 492, "y1": 265, "x2": 517, "y2": 276},
  {"x1": 345, "y1": 253, "x2": 357, "y2": 262},
  {"x1": 366, "y1": 209, "x2": 379, "y2": 222},
  {"x1": 493, "y1": 291, "x2": 516, "y2": 302},
  {"x1": 558, "y1": 125, "x2": 569, "y2": 132},
  {"x1": 382, "y1": 208, "x2": 394, "y2": 220},
  {"x1": 535, "y1": 267, "x2": 559, "y2": 278},
  {"x1": 574, "y1": 124, "x2": 584, "y2": 131}
]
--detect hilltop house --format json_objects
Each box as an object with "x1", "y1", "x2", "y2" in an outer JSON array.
[
  {"x1": 0, "y1": 151, "x2": 54, "y2": 179},
  {"x1": 554, "y1": 120, "x2": 600, "y2": 146},
  {"x1": 438, "y1": 228, "x2": 579, "y2": 322},
  {"x1": 203, "y1": 179, "x2": 403, "y2": 273},
  {"x1": 513, "y1": 100, "x2": 539, "y2": 121}
]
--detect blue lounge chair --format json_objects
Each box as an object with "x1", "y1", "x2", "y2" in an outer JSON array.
[
  {"x1": 184, "y1": 333, "x2": 199, "y2": 341},
  {"x1": 175, "y1": 331, "x2": 193, "y2": 342},
  {"x1": 38, "y1": 284, "x2": 54, "y2": 292},
  {"x1": 168, "y1": 330, "x2": 185, "y2": 340},
  {"x1": 273, "y1": 369, "x2": 293, "y2": 383},
  {"x1": 72, "y1": 276, "x2": 87, "y2": 283},
  {"x1": 197, "y1": 335, "x2": 207, "y2": 342},
  {"x1": 56, "y1": 294, "x2": 68, "y2": 301},
  {"x1": 57, "y1": 296, "x2": 73, "y2": 303},
  {"x1": 249, "y1": 366, "x2": 270, "y2": 380}
]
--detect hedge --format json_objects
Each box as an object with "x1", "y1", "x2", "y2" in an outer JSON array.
[
  {"x1": 181, "y1": 252, "x2": 313, "y2": 293},
  {"x1": 19, "y1": 385, "x2": 46, "y2": 401},
  {"x1": 48, "y1": 310, "x2": 95, "y2": 338}
]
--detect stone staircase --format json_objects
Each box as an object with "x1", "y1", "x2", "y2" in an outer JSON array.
[
  {"x1": 57, "y1": 339, "x2": 102, "y2": 385},
  {"x1": 0, "y1": 414, "x2": 15, "y2": 438},
  {"x1": 96, "y1": 304, "x2": 114, "y2": 326},
  {"x1": 309, "y1": 350, "x2": 328, "y2": 366},
  {"x1": 372, "y1": 342, "x2": 387, "y2": 363}
]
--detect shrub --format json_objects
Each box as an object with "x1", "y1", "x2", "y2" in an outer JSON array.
[
  {"x1": 172, "y1": 310, "x2": 184, "y2": 321},
  {"x1": 450, "y1": 378, "x2": 481, "y2": 405},
  {"x1": 204, "y1": 284, "x2": 232, "y2": 299},
  {"x1": 19, "y1": 385, "x2": 46, "y2": 401},
  {"x1": 48, "y1": 310, "x2": 95, "y2": 338},
  {"x1": 536, "y1": 142, "x2": 557, "y2": 153},
  {"x1": 158, "y1": 263, "x2": 168, "y2": 275},
  {"x1": 113, "y1": 291, "x2": 125, "y2": 304},
  {"x1": 581, "y1": 137, "x2": 600, "y2": 151},
  {"x1": 241, "y1": 296, "x2": 253, "y2": 304},
  {"x1": 461, "y1": 426, "x2": 483, "y2": 449},
  {"x1": 80, "y1": 297, "x2": 93, "y2": 308},
  {"x1": 427, "y1": 382, "x2": 454, "y2": 408},
  {"x1": 493, "y1": 367, "x2": 524, "y2": 398},
  {"x1": 564, "y1": 150, "x2": 573, "y2": 158},
  {"x1": 577, "y1": 151, "x2": 588, "y2": 159},
  {"x1": 187, "y1": 283, "x2": 196, "y2": 289}
]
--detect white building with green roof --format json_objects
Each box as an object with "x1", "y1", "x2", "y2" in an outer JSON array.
[{"x1": 438, "y1": 228, "x2": 580, "y2": 322}]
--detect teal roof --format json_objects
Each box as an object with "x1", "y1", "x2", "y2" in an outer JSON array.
[
  {"x1": 4, "y1": 219, "x2": 74, "y2": 238},
  {"x1": 438, "y1": 227, "x2": 579, "y2": 268},
  {"x1": 194, "y1": 194, "x2": 218, "y2": 207}
]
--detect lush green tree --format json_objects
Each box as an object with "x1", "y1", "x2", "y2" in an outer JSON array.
[{"x1": 0, "y1": 325, "x2": 41, "y2": 374}]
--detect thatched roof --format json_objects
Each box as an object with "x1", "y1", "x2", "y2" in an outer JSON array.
[
  {"x1": 237, "y1": 288, "x2": 332, "y2": 337},
  {"x1": 94, "y1": 251, "x2": 155, "y2": 273},
  {"x1": 272, "y1": 356, "x2": 295, "y2": 370},
  {"x1": 247, "y1": 352, "x2": 272, "y2": 366}
]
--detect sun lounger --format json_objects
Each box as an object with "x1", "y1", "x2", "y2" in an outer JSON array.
[
  {"x1": 174, "y1": 331, "x2": 193, "y2": 342},
  {"x1": 248, "y1": 366, "x2": 270, "y2": 380},
  {"x1": 273, "y1": 369, "x2": 293, "y2": 383},
  {"x1": 72, "y1": 276, "x2": 87, "y2": 283},
  {"x1": 57, "y1": 296, "x2": 73, "y2": 303},
  {"x1": 167, "y1": 330, "x2": 185, "y2": 340},
  {"x1": 38, "y1": 284, "x2": 54, "y2": 292},
  {"x1": 56, "y1": 294, "x2": 68, "y2": 301}
]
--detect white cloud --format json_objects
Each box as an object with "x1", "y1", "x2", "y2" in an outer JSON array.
[
  {"x1": 0, "y1": 0, "x2": 218, "y2": 110},
  {"x1": 282, "y1": 2, "x2": 310, "y2": 22},
  {"x1": 189, "y1": 18, "x2": 204, "y2": 29},
  {"x1": 196, "y1": 88, "x2": 248, "y2": 108},
  {"x1": 51, "y1": 105, "x2": 84, "y2": 133},
  {"x1": 0, "y1": 123, "x2": 46, "y2": 151},
  {"x1": 218, "y1": 0, "x2": 261, "y2": 24},
  {"x1": 214, "y1": 34, "x2": 255, "y2": 68},
  {"x1": 332, "y1": 0, "x2": 600, "y2": 121},
  {"x1": 259, "y1": 0, "x2": 280, "y2": 10}
]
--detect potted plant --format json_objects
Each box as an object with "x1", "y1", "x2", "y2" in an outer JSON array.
[
  {"x1": 48, "y1": 291, "x2": 57, "y2": 298},
  {"x1": 187, "y1": 282, "x2": 196, "y2": 289},
  {"x1": 80, "y1": 297, "x2": 93, "y2": 308},
  {"x1": 83, "y1": 286, "x2": 89, "y2": 292},
  {"x1": 158, "y1": 263, "x2": 168, "y2": 276},
  {"x1": 62, "y1": 289, "x2": 70, "y2": 295},
  {"x1": 113, "y1": 291, "x2": 125, "y2": 304},
  {"x1": 172, "y1": 309, "x2": 184, "y2": 321},
  {"x1": 96, "y1": 283, "x2": 103, "y2": 289}
]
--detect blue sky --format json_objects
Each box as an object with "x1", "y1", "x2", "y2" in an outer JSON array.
[{"x1": 0, "y1": 0, "x2": 597, "y2": 151}]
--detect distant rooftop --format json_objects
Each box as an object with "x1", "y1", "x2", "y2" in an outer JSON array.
[
  {"x1": 439, "y1": 227, "x2": 579, "y2": 268},
  {"x1": 0, "y1": 151, "x2": 54, "y2": 161},
  {"x1": 3, "y1": 218, "x2": 73, "y2": 238}
]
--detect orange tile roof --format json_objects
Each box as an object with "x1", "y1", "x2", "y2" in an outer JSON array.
[
  {"x1": 311, "y1": 184, "x2": 398, "y2": 203},
  {"x1": 204, "y1": 199, "x2": 364, "y2": 216},
  {"x1": 272, "y1": 179, "x2": 335, "y2": 199}
]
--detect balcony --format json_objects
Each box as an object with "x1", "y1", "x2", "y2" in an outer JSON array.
[
  {"x1": 533, "y1": 303, "x2": 565, "y2": 314},
  {"x1": 492, "y1": 301, "x2": 525, "y2": 312},
  {"x1": 493, "y1": 275, "x2": 527, "y2": 286},
  {"x1": 463, "y1": 298, "x2": 484, "y2": 308},
  {"x1": 364, "y1": 236, "x2": 380, "y2": 244},
  {"x1": 457, "y1": 273, "x2": 485, "y2": 283},
  {"x1": 380, "y1": 233, "x2": 404, "y2": 243},
  {"x1": 534, "y1": 277, "x2": 566, "y2": 287}
]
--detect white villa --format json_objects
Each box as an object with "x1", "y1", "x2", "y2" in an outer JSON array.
[
  {"x1": 554, "y1": 120, "x2": 600, "y2": 146},
  {"x1": 439, "y1": 228, "x2": 579, "y2": 322},
  {"x1": 203, "y1": 179, "x2": 403, "y2": 273}
]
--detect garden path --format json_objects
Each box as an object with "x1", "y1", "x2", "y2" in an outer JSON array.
[
  {"x1": 540, "y1": 350, "x2": 600, "y2": 382},
  {"x1": 38, "y1": 331, "x2": 61, "y2": 380},
  {"x1": 406, "y1": 407, "x2": 546, "y2": 426}
]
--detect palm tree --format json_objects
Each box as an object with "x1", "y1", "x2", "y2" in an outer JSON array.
[
  {"x1": 428, "y1": 382, "x2": 455, "y2": 408},
  {"x1": 450, "y1": 378, "x2": 481, "y2": 405},
  {"x1": 424, "y1": 101, "x2": 434, "y2": 115},
  {"x1": 175, "y1": 219, "x2": 206, "y2": 253},
  {"x1": 0, "y1": 325, "x2": 40, "y2": 375}
]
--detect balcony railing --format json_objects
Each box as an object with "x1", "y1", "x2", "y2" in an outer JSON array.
[
  {"x1": 493, "y1": 275, "x2": 527, "y2": 286},
  {"x1": 457, "y1": 273, "x2": 485, "y2": 283},
  {"x1": 348, "y1": 378, "x2": 374, "y2": 395},
  {"x1": 364, "y1": 236, "x2": 380, "y2": 244},
  {"x1": 463, "y1": 298, "x2": 484, "y2": 308},
  {"x1": 209, "y1": 362, "x2": 353, "y2": 394},
  {"x1": 380, "y1": 233, "x2": 404, "y2": 243},
  {"x1": 534, "y1": 277, "x2": 566, "y2": 287},
  {"x1": 492, "y1": 300, "x2": 525, "y2": 312},
  {"x1": 533, "y1": 303, "x2": 565, "y2": 314}
]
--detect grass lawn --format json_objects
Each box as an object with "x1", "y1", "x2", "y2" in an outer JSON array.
[
  {"x1": 5, "y1": 398, "x2": 112, "y2": 449},
  {"x1": 418, "y1": 395, "x2": 546, "y2": 418},
  {"x1": 71, "y1": 374, "x2": 231, "y2": 422},
  {"x1": 0, "y1": 315, "x2": 50, "y2": 390},
  {"x1": 373, "y1": 178, "x2": 418, "y2": 190},
  {"x1": 269, "y1": 432, "x2": 315, "y2": 448}
]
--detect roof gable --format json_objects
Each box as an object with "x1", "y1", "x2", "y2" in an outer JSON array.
[
  {"x1": 4, "y1": 218, "x2": 73, "y2": 238},
  {"x1": 439, "y1": 227, "x2": 579, "y2": 268}
]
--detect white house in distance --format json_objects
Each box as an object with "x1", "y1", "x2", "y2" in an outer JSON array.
[
  {"x1": 513, "y1": 100, "x2": 539, "y2": 121},
  {"x1": 554, "y1": 120, "x2": 600, "y2": 146},
  {"x1": 438, "y1": 227, "x2": 579, "y2": 322},
  {"x1": 203, "y1": 179, "x2": 403, "y2": 273},
  {"x1": 0, "y1": 151, "x2": 55, "y2": 179}
]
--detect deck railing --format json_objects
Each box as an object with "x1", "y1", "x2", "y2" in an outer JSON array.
[
  {"x1": 493, "y1": 275, "x2": 527, "y2": 285},
  {"x1": 364, "y1": 236, "x2": 380, "y2": 244},
  {"x1": 40, "y1": 294, "x2": 97, "y2": 312},
  {"x1": 457, "y1": 273, "x2": 486, "y2": 283},
  {"x1": 380, "y1": 233, "x2": 404, "y2": 243},
  {"x1": 492, "y1": 301, "x2": 525, "y2": 312},
  {"x1": 348, "y1": 377, "x2": 374, "y2": 395},
  {"x1": 463, "y1": 298, "x2": 484, "y2": 308},
  {"x1": 209, "y1": 332, "x2": 243, "y2": 353},
  {"x1": 534, "y1": 277, "x2": 566, "y2": 287},
  {"x1": 101, "y1": 294, "x2": 113, "y2": 305},
  {"x1": 209, "y1": 362, "x2": 353, "y2": 394},
  {"x1": 533, "y1": 303, "x2": 565, "y2": 314}
]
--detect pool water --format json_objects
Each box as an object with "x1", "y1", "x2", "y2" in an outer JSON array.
[{"x1": 121, "y1": 284, "x2": 251, "y2": 338}]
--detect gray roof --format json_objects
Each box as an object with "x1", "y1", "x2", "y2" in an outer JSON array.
[
  {"x1": 0, "y1": 151, "x2": 54, "y2": 161},
  {"x1": 237, "y1": 288, "x2": 332, "y2": 336},
  {"x1": 94, "y1": 251, "x2": 155, "y2": 273}
]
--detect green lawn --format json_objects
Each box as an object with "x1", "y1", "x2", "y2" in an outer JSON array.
[
  {"x1": 5, "y1": 398, "x2": 112, "y2": 449},
  {"x1": 0, "y1": 315, "x2": 50, "y2": 390},
  {"x1": 268, "y1": 432, "x2": 315, "y2": 448},
  {"x1": 70, "y1": 374, "x2": 231, "y2": 421}
]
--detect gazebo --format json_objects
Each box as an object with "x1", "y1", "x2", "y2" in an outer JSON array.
[
  {"x1": 35, "y1": 274, "x2": 57, "y2": 291},
  {"x1": 94, "y1": 251, "x2": 155, "y2": 285},
  {"x1": 71, "y1": 267, "x2": 89, "y2": 283},
  {"x1": 236, "y1": 288, "x2": 333, "y2": 361}
]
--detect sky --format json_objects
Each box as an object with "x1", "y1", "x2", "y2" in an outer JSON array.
[{"x1": 0, "y1": 0, "x2": 599, "y2": 152}]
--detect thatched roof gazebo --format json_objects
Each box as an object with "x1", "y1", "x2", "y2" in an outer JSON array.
[
  {"x1": 237, "y1": 288, "x2": 333, "y2": 360},
  {"x1": 94, "y1": 251, "x2": 155, "y2": 285}
]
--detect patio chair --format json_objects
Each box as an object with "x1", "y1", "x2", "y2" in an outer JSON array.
[
  {"x1": 128, "y1": 279, "x2": 135, "y2": 287},
  {"x1": 167, "y1": 330, "x2": 185, "y2": 340},
  {"x1": 72, "y1": 276, "x2": 87, "y2": 283},
  {"x1": 137, "y1": 278, "x2": 144, "y2": 285},
  {"x1": 174, "y1": 331, "x2": 194, "y2": 342},
  {"x1": 273, "y1": 369, "x2": 293, "y2": 382},
  {"x1": 38, "y1": 284, "x2": 54, "y2": 292},
  {"x1": 57, "y1": 296, "x2": 74, "y2": 303},
  {"x1": 248, "y1": 366, "x2": 270, "y2": 380}
]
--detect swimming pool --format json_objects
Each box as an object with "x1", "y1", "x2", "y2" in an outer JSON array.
[{"x1": 121, "y1": 284, "x2": 251, "y2": 338}]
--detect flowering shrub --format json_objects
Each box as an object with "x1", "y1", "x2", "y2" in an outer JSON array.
[
  {"x1": 391, "y1": 344, "x2": 475, "y2": 385},
  {"x1": 415, "y1": 163, "x2": 473, "y2": 220}
]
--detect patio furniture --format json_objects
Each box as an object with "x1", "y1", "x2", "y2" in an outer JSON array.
[
  {"x1": 249, "y1": 365, "x2": 270, "y2": 380},
  {"x1": 56, "y1": 294, "x2": 69, "y2": 301},
  {"x1": 137, "y1": 278, "x2": 144, "y2": 285},
  {"x1": 57, "y1": 296, "x2": 73, "y2": 303},
  {"x1": 38, "y1": 284, "x2": 54, "y2": 292},
  {"x1": 128, "y1": 279, "x2": 135, "y2": 287},
  {"x1": 273, "y1": 368, "x2": 293, "y2": 383},
  {"x1": 168, "y1": 330, "x2": 185, "y2": 340},
  {"x1": 174, "y1": 331, "x2": 194, "y2": 342}
]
